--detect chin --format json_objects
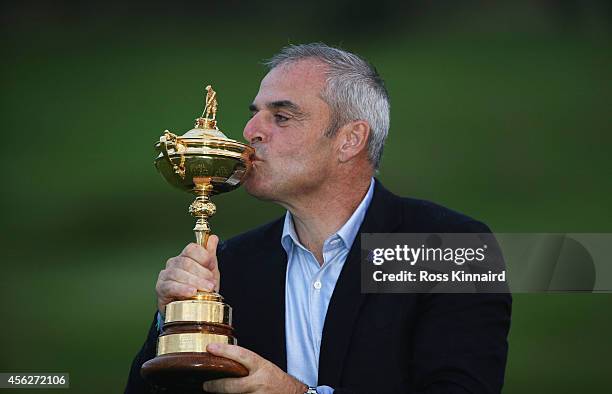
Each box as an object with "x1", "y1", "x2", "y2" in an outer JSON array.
[{"x1": 244, "y1": 178, "x2": 273, "y2": 201}]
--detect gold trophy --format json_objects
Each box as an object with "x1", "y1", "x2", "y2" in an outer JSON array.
[{"x1": 141, "y1": 85, "x2": 252, "y2": 390}]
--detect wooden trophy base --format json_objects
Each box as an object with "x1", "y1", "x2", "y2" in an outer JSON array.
[
  {"x1": 141, "y1": 352, "x2": 248, "y2": 391},
  {"x1": 141, "y1": 293, "x2": 248, "y2": 392}
]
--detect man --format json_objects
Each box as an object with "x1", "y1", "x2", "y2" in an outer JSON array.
[{"x1": 126, "y1": 43, "x2": 511, "y2": 394}]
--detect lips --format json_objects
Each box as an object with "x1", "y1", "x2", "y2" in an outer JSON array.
[
  {"x1": 249, "y1": 149, "x2": 264, "y2": 162},
  {"x1": 249, "y1": 144, "x2": 264, "y2": 162},
  {"x1": 248, "y1": 152, "x2": 263, "y2": 170}
]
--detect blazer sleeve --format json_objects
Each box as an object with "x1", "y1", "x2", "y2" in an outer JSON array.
[{"x1": 124, "y1": 312, "x2": 160, "y2": 394}]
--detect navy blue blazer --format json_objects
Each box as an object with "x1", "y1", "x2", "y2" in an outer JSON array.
[{"x1": 126, "y1": 180, "x2": 511, "y2": 393}]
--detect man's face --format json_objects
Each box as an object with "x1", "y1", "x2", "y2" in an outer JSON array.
[{"x1": 243, "y1": 60, "x2": 336, "y2": 203}]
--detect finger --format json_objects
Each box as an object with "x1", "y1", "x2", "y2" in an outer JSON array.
[
  {"x1": 167, "y1": 256, "x2": 214, "y2": 280},
  {"x1": 160, "y1": 269, "x2": 214, "y2": 292},
  {"x1": 157, "y1": 280, "x2": 197, "y2": 299},
  {"x1": 202, "y1": 376, "x2": 249, "y2": 393},
  {"x1": 204, "y1": 235, "x2": 220, "y2": 271},
  {"x1": 206, "y1": 344, "x2": 258, "y2": 370},
  {"x1": 180, "y1": 242, "x2": 213, "y2": 266}
]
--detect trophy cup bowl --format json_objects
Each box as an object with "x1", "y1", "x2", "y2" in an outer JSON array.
[
  {"x1": 154, "y1": 128, "x2": 253, "y2": 195},
  {"x1": 141, "y1": 86, "x2": 253, "y2": 392}
]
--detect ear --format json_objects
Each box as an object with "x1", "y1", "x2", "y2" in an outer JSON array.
[{"x1": 337, "y1": 120, "x2": 370, "y2": 163}]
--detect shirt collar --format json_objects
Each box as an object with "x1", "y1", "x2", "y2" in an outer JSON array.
[{"x1": 281, "y1": 178, "x2": 375, "y2": 253}]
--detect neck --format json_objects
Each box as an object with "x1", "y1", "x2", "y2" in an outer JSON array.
[{"x1": 283, "y1": 176, "x2": 372, "y2": 265}]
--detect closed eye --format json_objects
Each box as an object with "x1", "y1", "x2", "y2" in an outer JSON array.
[
  {"x1": 248, "y1": 103, "x2": 259, "y2": 119},
  {"x1": 274, "y1": 114, "x2": 290, "y2": 123}
]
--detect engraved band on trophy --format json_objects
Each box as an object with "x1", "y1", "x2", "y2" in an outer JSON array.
[{"x1": 141, "y1": 85, "x2": 253, "y2": 390}]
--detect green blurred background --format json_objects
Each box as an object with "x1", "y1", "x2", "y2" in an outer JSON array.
[{"x1": 1, "y1": 1, "x2": 611, "y2": 392}]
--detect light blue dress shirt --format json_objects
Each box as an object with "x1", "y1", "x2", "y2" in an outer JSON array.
[{"x1": 282, "y1": 178, "x2": 375, "y2": 393}]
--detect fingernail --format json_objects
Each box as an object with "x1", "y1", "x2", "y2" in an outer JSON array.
[
  {"x1": 206, "y1": 282, "x2": 214, "y2": 291},
  {"x1": 207, "y1": 343, "x2": 220, "y2": 352}
]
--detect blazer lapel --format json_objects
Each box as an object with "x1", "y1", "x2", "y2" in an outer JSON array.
[
  {"x1": 264, "y1": 235, "x2": 288, "y2": 371},
  {"x1": 318, "y1": 180, "x2": 403, "y2": 386},
  {"x1": 260, "y1": 221, "x2": 288, "y2": 372},
  {"x1": 232, "y1": 219, "x2": 288, "y2": 371}
]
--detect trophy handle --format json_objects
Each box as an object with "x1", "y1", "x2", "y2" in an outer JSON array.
[{"x1": 160, "y1": 130, "x2": 186, "y2": 178}]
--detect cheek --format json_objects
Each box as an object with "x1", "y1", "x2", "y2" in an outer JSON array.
[
  {"x1": 284, "y1": 147, "x2": 332, "y2": 179},
  {"x1": 266, "y1": 128, "x2": 334, "y2": 172},
  {"x1": 266, "y1": 139, "x2": 305, "y2": 164}
]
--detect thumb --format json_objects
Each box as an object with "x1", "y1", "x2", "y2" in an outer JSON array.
[{"x1": 206, "y1": 234, "x2": 221, "y2": 289}]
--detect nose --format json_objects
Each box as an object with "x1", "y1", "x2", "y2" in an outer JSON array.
[{"x1": 243, "y1": 113, "x2": 265, "y2": 144}]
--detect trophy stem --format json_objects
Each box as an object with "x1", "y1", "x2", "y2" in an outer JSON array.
[
  {"x1": 194, "y1": 220, "x2": 210, "y2": 248},
  {"x1": 190, "y1": 180, "x2": 217, "y2": 298},
  {"x1": 189, "y1": 194, "x2": 216, "y2": 248}
]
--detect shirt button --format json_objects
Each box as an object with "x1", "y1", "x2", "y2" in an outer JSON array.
[{"x1": 313, "y1": 281, "x2": 322, "y2": 290}]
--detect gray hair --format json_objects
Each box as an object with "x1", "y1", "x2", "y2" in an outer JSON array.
[{"x1": 264, "y1": 43, "x2": 390, "y2": 170}]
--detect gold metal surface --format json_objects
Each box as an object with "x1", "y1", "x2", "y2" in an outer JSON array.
[
  {"x1": 197, "y1": 85, "x2": 218, "y2": 130},
  {"x1": 158, "y1": 332, "x2": 236, "y2": 355},
  {"x1": 159, "y1": 131, "x2": 187, "y2": 179},
  {"x1": 193, "y1": 291, "x2": 223, "y2": 302},
  {"x1": 165, "y1": 296, "x2": 232, "y2": 325}
]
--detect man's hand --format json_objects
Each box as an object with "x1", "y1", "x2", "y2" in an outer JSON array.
[
  {"x1": 155, "y1": 236, "x2": 221, "y2": 315},
  {"x1": 202, "y1": 343, "x2": 307, "y2": 394}
]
